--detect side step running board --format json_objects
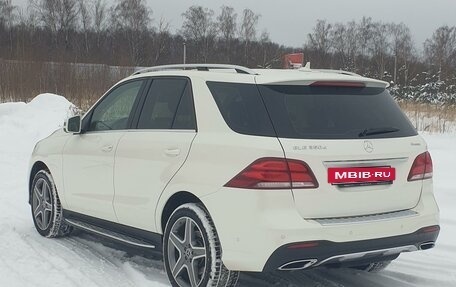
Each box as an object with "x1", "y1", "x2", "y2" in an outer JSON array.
[{"x1": 65, "y1": 219, "x2": 156, "y2": 249}]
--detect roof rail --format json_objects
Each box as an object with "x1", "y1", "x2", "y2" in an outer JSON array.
[{"x1": 132, "y1": 64, "x2": 258, "y2": 76}]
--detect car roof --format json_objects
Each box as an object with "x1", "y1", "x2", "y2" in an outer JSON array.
[{"x1": 123, "y1": 64, "x2": 389, "y2": 88}]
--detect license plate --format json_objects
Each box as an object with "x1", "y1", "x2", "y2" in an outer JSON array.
[{"x1": 328, "y1": 167, "x2": 396, "y2": 184}]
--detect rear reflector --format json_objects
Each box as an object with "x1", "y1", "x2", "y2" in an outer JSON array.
[
  {"x1": 287, "y1": 242, "x2": 319, "y2": 249},
  {"x1": 408, "y1": 151, "x2": 433, "y2": 181},
  {"x1": 225, "y1": 158, "x2": 318, "y2": 189},
  {"x1": 310, "y1": 81, "x2": 366, "y2": 88},
  {"x1": 418, "y1": 225, "x2": 440, "y2": 234}
]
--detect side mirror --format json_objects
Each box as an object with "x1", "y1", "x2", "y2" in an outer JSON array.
[{"x1": 65, "y1": 115, "x2": 82, "y2": 133}]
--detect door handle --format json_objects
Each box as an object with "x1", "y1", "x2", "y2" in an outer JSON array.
[
  {"x1": 101, "y1": 145, "x2": 113, "y2": 152},
  {"x1": 165, "y1": 148, "x2": 180, "y2": 157}
]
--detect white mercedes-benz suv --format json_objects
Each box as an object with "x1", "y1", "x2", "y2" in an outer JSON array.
[{"x1": 29, "y1": 64, "x2": 440, "y2": 287}]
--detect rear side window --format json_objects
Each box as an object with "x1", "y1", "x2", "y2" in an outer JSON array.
[
  {"x1": 258, "y1": 85, "x2": 417, "y2": 139},
  {"x1": 207, "y1": 82, "x2": 276, "y2": 137},
  {"x1": 138, "y1": 78, "x2": 196, "y2": 130}
]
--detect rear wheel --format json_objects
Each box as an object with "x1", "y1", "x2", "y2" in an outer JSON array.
[
  {"x1": 31, "y1": 170, "x2": 72, "y2": 238},
  {"x1": 163, "y1": 203, "x2": 239, "y2": 287}
]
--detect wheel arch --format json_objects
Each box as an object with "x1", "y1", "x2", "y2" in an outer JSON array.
[
  {"x1": 29, "y1": 161, "x2": 50, "y2": 204},
  {"x1": 160, "y1": 191, "x2": 206, "y2": 234}
]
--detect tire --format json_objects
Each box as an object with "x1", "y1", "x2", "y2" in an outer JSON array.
[
  {"x1": 163, "y1": 203, "x2": 239, "y2": 287},
  {"x1": 352, "y1": 260, "x2": 392, "y2": 273},
  {"x1": 31, "y1": 170, "x2": 72, "y2": 238}
]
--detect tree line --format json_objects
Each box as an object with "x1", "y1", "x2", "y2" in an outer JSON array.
[
  {"x1": 0, "y1": 0, "x2": 455, "y2": 105},
  {"x1": 0, "y1": 0, "x2": 286, "y2": 67},
  {"x1": 304, "y1": 19, "x2": 456, "y2": 104}
]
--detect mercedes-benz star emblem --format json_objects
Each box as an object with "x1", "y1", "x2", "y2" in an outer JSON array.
[{"x1": 363, "y1": 140, "x2": 374, "y2": 153}]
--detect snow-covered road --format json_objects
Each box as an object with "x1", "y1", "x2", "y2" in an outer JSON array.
[{"x1": 1, "y1": 95, "x2": 455, "y2": 287}]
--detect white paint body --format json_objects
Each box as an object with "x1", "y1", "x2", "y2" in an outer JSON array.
[{"x1": 30, "y1": 68, "x2": 440, "y2": 272}]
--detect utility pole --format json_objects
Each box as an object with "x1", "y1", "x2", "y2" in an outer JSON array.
[{"x1": 183, "y1": 42, "x2": 187, "y2": 64}]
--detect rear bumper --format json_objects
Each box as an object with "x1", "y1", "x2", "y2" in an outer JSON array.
[
  {"x1": 263, "y1": 225, "x2": 439, "y2": 271},
  {"x1": 201, "y1": 182, "x2": 439, "y2": 272}
]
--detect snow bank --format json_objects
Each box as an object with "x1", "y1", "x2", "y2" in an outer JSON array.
[
  {"x1": 0, "y1": 93, "x2": 75, "y2": 154},
  {"x1": 0, "y1": 95, "x2": 170, "y2": 286}
]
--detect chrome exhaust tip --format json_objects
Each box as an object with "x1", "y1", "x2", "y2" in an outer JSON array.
[
  {"x1": 419, "y1": 241, "x2": 435, "y2": 250},
  {"x1": 278, "y1": 259, "x2": 317, "y2": 271}
]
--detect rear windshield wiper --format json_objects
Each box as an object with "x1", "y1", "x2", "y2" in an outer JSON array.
[{"x1": 359, "y1": 127, "x2": 400, "y2": 137}]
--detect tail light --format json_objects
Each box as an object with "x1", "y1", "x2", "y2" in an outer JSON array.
[
  {"x1": 225, "y1": 158, "x2": 318, "y2": 189},
  {"x1": 408, "y1": 151, "x2": 433, "y2": 181}
]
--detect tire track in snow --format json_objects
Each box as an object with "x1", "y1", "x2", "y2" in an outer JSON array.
[
  {"x1": 57, "y1": 232, "x2": 170, "y2": 286},
  {"x1": 45, "y1": 235, "x2": 159, "y2": 287},
  {"x1": 18, "y1": 233, "x2": 91, "y2": 287}
]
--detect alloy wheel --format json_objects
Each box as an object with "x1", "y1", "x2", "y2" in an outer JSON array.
[
  {"x1": 167, "y1": 217, "x2": 207, "y2": 287},
  {"x1": 32, "y1": 178, "x2": 53, "y2": 230}
]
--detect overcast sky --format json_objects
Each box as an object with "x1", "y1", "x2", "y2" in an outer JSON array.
[{"x1": 14, "y1": 0, "x2": 456, "y2": 49}]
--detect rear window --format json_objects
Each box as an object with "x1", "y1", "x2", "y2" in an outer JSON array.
[
  {"x1": 258, "y1": 85, "x2": 417, "y2": 139},
  {"x1": 207, "y1": 82, "x2": 417, "y2": 139}
]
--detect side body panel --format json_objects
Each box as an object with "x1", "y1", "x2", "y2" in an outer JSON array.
[
  {"x1": 62, "y1": 131, "x2": 124, "y2": 221},
  {"x1": 113, "y1": 130, "x2": 196, "y2": 231},
  {"x1": 29, "y1": 129, "x2": 70, "y2": 206},
  {"x1": 155, "y1": 76, "x2": 287, "y2": 233}
]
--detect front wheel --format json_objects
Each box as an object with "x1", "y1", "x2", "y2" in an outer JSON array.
[
  {"x1": 31, "y1": 170, "x2": 72, "y2": 238},
  {"x1": 163, "y1": 203, "x2": 239, "y2": 287}
]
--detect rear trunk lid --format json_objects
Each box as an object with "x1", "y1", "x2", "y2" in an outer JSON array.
[
  {"x1": 257, "y1": 84, "x2": 424, "y2": 218},
  {"x1": 279, "y1": 137, "x2": 425, "y2": 218}
]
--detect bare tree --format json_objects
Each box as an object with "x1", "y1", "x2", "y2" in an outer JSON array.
[
  {"x1": 92, "y1": 0, "x2": 107, "y2": 48},
  {"x1": 151, "y1": 17, "x2": 170, "y2": 64},
  {"x1": 307, "y1": 19, "x2": 332, "y2": 67},
  {"x1": 257, "y1": 30, "x2": 282, "y2": 68},
  {"x1": 357, "y1": 17, "x2": 373, "y2": 57},
  {"x1": 0, "y1": 0, "x2": 16, "y2": 54},
  {"x1": 356, "y1": 16, "x2": 374, "y2": 73},
  {"x1": 181, "y1": 5, "x2": 216, "y2": 62},
  {"x1": 78, "y1": 0, "x2": 91, "y2": 54},
  {"x1": 30, "y1": 0, "x2": 79, "y2": 46},
  {"x1": 0, "y1": 0, "x2": 16, "y2": 28},
  {"x1": 389, "y1": 23, "x2": 413, "y2": 84},
  {"x1": 369, "y1": 22, "x2": 390, "y2": 78},
  {"x1": 330, "y1": 23, "x2": 348, "y2": 67},
  {"x1": 239, "y1": 8, "x2": 259, "y2": 65},
  {"x1": 424, "y1": 25, "x2": 456, "y2": 81},
  {"x1": 308, "y1": 19, "x2": 332, "y2": 53},
  {"x1": 110, "y1": 0, "x2": 151, "y2": 65},
  {"x1": 217, "y1": 6, "x2": 237, "y2": 42},
  {"x1": 217, "y1": 5, "x2": 236, "y2": 62},
  {"x1": 345, "y1": 20, "x2": 359, "y2": 70}
]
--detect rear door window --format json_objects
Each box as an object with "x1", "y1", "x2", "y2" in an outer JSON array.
[{"x1": 137, "y1": 78, "x2": 196, "y2": 130}]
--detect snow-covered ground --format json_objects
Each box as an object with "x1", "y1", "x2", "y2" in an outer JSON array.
[{"x1": 0, "y1": 95, "x2": 455, "y2": 287}]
